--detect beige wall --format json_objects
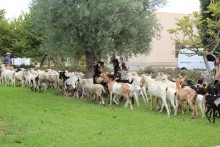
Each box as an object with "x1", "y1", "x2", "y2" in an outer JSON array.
[{"x1": 127, "y1": 12, "x2": 187, "y2": 70}]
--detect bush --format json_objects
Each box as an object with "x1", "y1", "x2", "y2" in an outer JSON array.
[
  {"x1": 13, "y1": 64, "x2": 35, "y2": 69},
  {"x1": 138, "y1": 67, "x2": 209, "y2": 85},
  {"x1": 51, "y1": 65, "x2": 86, "y2": 73}
]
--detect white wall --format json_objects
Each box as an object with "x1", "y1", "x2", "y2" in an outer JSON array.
[{"x1": 12, "y1": 58, "x2": 30, "y2": 66}]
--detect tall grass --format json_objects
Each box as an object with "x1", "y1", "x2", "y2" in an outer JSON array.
[{"x1": 0, "y1": 85, "x2": 220, "y2": 146}]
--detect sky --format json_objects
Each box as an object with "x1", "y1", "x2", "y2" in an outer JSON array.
[
  {"x1": 0, "y1": 0, "x2": 200, "y2": 19},
  {"x1": 158, "y1": 0, "x2": 200, "y2": 14},
  {"x1": 0, "y1": 0, "x2": 31, "y2": 19}
]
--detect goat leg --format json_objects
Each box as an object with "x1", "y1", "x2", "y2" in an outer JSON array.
[
  {"x1": 206, "y1": 108, "x2": 212, "y2": 123},
  {"x1": 213, "y1": 109, "x2": 216, "y2": 124}
]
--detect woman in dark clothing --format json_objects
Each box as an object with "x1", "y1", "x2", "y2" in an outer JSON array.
[
  {"x1": 113, "y1": 59, "x2": 121, "y2": 79},
  {"x1": 93, "y1": 61, "x2": 104, "y2": 84},
  {"x1": 120, "y1": 57, "x2": 129, "y2": 71}
]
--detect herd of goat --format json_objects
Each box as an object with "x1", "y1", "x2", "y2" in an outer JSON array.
[{"x1": 1, "y1": 64, "x2": 220, "y2": 123}]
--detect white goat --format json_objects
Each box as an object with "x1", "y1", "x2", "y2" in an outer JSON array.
[
  {"x1": 82, "y1": 80, "x2": 105, "y2": 105},
  {"x1": 119, "y1": 71, "x2": 149, "y2": 103},
  {"x1": 160, "y1": 87, "x2": 178, "y2": 115},
  {"x1": 141, "y1": 74, "x2": 170, "y2": 117},
  {"x1": 196, "y1": 94, "x2": 205, "y2": 118},
  {"x1": 1, "y1": 66, "x2": 16, "y2": 87},
  {"x1": 80, "y1": 78, "x2": 93, "y2": 98},
  {"x1": 156, "y1": 72, "x2": 176, "y2": 89},
  {"x1": 64, "y1": 75, "x2": 80, "y2": 97},
  {"x1": 14, "y1": 68, "x2": 25, "y2": 87},
  {"x1": 156, "y1": 72, "x2": 177, "y2": 115}
]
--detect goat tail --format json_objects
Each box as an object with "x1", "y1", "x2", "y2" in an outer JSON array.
[
  {"x1": 192, "y1": 94, "x2": 197, "y2": 106},
  {"x1": 102, "y1": 86, "x2": 106, "y2": 94},
  {"x1": 174, "y1": 92, "x2": 177, "y2": 104},
  {"x1": 129, "y1": 78, "x2": 134, "y2": 84}
]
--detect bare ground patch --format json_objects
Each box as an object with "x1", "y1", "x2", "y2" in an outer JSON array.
[
  {"x1": 0, "y1": 118, "x2": 4, "y2": 125},
  {"x1": 0, "y1": 119, "x2": 6, "y2": 136},
  {"x1": 0, "y1": 130, "x2": 5, "y2": 136}
]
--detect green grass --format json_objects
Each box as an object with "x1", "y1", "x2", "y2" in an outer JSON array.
[{"x1": 0, "y1": 85, "x2": 220, "y2": 147}]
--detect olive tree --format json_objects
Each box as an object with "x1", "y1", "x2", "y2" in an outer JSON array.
[{"x1": 31, "y1": 0, "x2": 166, "y2": 77}]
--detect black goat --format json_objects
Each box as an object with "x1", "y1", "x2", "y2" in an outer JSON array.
[
  {"x1": 205, "y1": 85, "x2": 220, "y2": 123},
  {"x1": 59, "y1": 71, "x2": 70, "y2": 82},
  {"x1": 186, "y1": 80, "x2": 197, "y2": 91}
]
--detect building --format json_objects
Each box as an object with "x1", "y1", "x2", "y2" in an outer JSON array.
[{"x1": 127, "y1": 12, "x2": 187, "y2": 70}]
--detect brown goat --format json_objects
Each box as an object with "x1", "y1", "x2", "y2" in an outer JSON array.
[
  {"x1": 101, "y1": 73, "x2": 134, "y2": 109},
  {"x1": 175, "y1": 78, "x2": 197, "y2": 118}
]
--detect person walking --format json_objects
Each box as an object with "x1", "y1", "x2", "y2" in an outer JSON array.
[
  {"x1": 120, "y1": 57, "x2": 129, "y2": 71},
  {"x1": 113, "y1": 58, "x2": 121, "y2": 79},
  {"x1": 3, "y1": 52, "x2": 12, "y2": 67},
  {"x1": 214, "y1": 57, "x2": 220, "y2": 85}
]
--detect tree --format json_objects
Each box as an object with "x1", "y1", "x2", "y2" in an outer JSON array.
[
  {"x1": 30, "y1": 0, "x2": 166, "y2": 78},
  {"x1": 10, "y1": 13, "x2": 43, "y2": 58},
  {"x1": 0, "y1": 10, "x2": 43, "y2": 59},
  {"x1": 168, "y1": 0, "x2": 220, "y2": 72},
  {"x1": 200, "y1": 0, "x2": 220, "y2": 51},
  {"x1": 0, "y1": 9, "x2": 15, "y2": 56}
]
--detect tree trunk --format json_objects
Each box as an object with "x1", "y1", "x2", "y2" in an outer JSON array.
[
  {"x1": 85, "y1": 51, "x2": 96, "y2": 78},
  {"x1": 203, "y1": 55, "x2": 211, "y2": 72},
  {"x1": 74, "y1": 58, "x2": 80, "y2": 66},
  {"x1": 40, "y1": 54, "x2": 48, "y2": 68},
  {"x1": 48, "y1": 55, "x2": 51, "y2": 68}
]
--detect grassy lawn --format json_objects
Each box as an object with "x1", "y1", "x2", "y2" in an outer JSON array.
[{"x1": 0, "y1": 85, "x2": 220, "y2": 147}]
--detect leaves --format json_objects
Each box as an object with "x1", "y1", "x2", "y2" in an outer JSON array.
[
  {"x1": 168, "y1": 1, "x2": 220, "y2": 71},
  {"x1": 0, "y1": 10, "x2": 43, "y2": 58},
  {"x1": 30, "y1": 0, "x2": 165, "y2": 60}
]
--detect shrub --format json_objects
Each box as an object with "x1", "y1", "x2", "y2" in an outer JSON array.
[
  {"x1": 13, "y1": 64, "x2": 35, "y2": 69},
  {"x1": 139, "y1": 67, "x2": 208, "y2": 84}
]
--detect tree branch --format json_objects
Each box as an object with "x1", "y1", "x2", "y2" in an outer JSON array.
[{"x1": 205, "y1": 30, "x2": 220, "y2": 55}]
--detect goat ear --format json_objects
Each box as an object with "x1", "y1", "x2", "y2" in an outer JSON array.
[
  {"x1": 172, "y1": 78, "x2": 176, "y2": 82},
  {"x1": 146, "y1": 73, "x2": 151, "y2": 76},
  {"x1": 165, "y1": 73, "x2": 170, "y2": 77}
]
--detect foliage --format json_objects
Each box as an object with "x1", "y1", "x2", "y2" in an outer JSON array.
[
  {"x1": 0, "y1": 10, "x2": 15, "y2": 56},
  {"x1": 200, "y1": 0, "x2": 220, "y2": 51},
  {"x1": 168, "y1": 1, "x2": 220, "y2": 71},
  {"x1": 139, "y1": 67, "x2": 206, "y2": 84},
  {"x1": 30, "y1": 0, "x2": 166, "y2": 77},
  {"x1": 0, "y1": 85, "x2": 220, "y2": 146},
  {"x1": 12, "y1": 64, "x2": 36, "y2": 70},
  {"x1": 0, "y1": 10, "x2": 43, "y2": 58},
  {"x1": 9, "y1": 13, "x2": 43, "y2": 58}
]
